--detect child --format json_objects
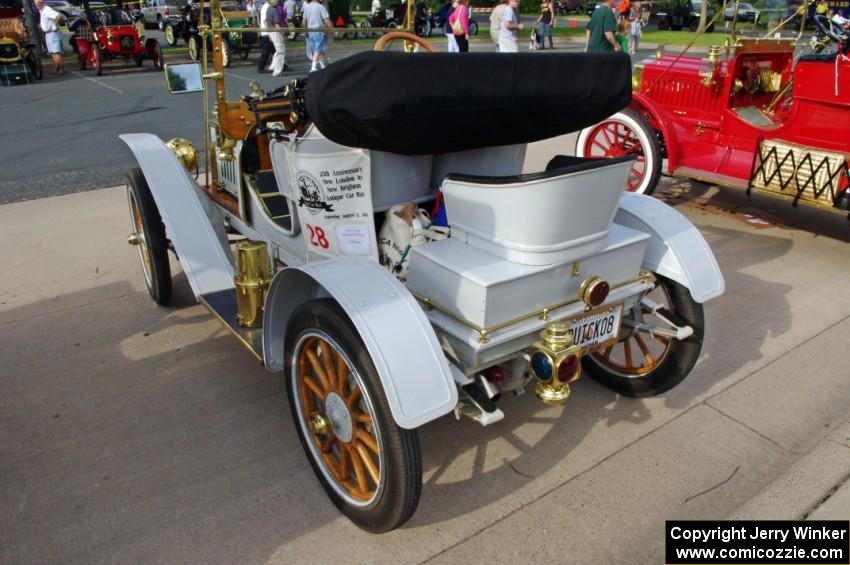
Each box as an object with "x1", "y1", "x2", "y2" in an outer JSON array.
[
  {"x1": 628, "y1": 3, "x2": 642, "y2": 54},
  {"x1": 616, "y1": 19, "x2": 630, "y2": 54}
]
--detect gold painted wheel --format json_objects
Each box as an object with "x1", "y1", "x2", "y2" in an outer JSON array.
[
  {"x1": 286, "y1": 299, "x2": 422, "y2": 532},
  {"x1": 373, "y1": 31, "x2": 437, "y2": 53},
  {"x1": 583, "y1": 273, "x2": 704, "y2": 397},
  {"x1": 295, "y1": 332, "x2": 383, "y2": 504}
]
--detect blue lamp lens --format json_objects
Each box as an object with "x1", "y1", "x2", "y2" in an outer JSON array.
[{"x1": 531, "y1": 351, "x2": 552, "y2": 380}]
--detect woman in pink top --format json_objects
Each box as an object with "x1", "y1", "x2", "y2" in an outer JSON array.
[{"x1": 449, "y1": 0, "x2": 470, "y2": 52}]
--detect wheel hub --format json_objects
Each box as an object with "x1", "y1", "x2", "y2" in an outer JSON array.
[{"x1": 324, "y1": 392, "x2": 353, "y2": 443}]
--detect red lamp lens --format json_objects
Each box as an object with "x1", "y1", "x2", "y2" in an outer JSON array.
[
  {"x1": 558, "y1": 354, "x2": 580, "y2": 383},
  {"x1": 588, "y1": 281, "x2": 610, "y2": 307}
]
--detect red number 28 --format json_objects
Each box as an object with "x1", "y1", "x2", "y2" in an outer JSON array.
[{"x1": 305, "y1": 224, "x2": 330, "y2": 249}]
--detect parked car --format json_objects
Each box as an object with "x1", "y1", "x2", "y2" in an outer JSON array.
[
  {"x1": 576, "y1": 29, "x2": 850, "y2": 215},
  {"x1": 43, "y1": 0, "x2": 81, "y2": 19},
  {"x1": 164, "y1": 0, "x2": 253, "y2": 65},
  {"x1": 123, "y1": 28, "x2": 724, "y2": 533},
  {"x1": 724, "y1": 1, "x2": 759, "y2": 22},
  {"x1": 0, "y1": 4, "x2": 42, "y2": 81},
  {"x1": 140, "y1": 0, "x2": 180, "y2": 30},
  {"x1": 555, "y1": 0, "x2": 585, "y2": 14},
  {"x1": 654, "y1": 0, "x2": 714, "y2": 31},
  {"x1": 73, "y1": 7, "x2": 163, "y2": 75}
]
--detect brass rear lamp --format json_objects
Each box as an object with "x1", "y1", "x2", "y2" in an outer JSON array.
[{"x1": 529, "y1": 322, "x2": 582, "y2": 405}]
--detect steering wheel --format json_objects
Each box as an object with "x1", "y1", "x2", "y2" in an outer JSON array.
[
  {"x1": 814, "y1": 14, "x2": 848, "y2": 44},
  {"x1": 373, "y1": 31, "x2": 437, "y2": 53}
]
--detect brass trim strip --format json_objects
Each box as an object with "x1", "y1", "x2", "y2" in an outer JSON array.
[
  {"x1": 199, "y1": 295, "x2": 264, "y2": 363},
  {"x1": 413, "y1": 272, "x2": 651, "y2": 344}
]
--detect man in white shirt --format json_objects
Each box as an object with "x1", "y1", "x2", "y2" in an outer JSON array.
[
  {"x1": 499, "y1": 0, "x2": 523, "y2": 53},
  {"x1": 371, "y1": 0, "x2": 381, "y2": 15},
  {"x1": 303, "y1": 0, "x2": 332, "y2": 71},
  {"x1": 35, "y1": 0, "x2": 64, "y2": 74},
  {"x1": 257, "y1": 0, "x2": 275, "y2": 72}
]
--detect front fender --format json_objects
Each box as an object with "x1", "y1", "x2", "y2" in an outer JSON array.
[
  {"x1": 615, "y1": 193, "x2": 724, "y2": 303},
  {"x1": 263, "y1": 257, "x2": 457, "y2": 429}
]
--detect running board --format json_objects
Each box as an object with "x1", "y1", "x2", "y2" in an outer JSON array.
[{"x1": 199, "y1": 289, "x2": 264, "y2": 363}]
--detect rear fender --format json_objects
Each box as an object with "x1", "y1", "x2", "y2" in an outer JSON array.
[
  {"x1": 263, "y1": 257, "x2": 458, "y2": 429},
  {"x1": 615, "y1": 192, "x2": 724, "y2": 303},
  {"x1": 631, "y1": 92, "x2": 680, "y2": 173}
]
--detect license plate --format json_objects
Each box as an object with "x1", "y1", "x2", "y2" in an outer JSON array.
[{"x1": 568, "y1": 305, "x2": 623, "y2": 349}]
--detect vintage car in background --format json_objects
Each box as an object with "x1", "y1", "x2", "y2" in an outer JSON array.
[
  {"x1": 164, "y1": 0, "x2": 254, "y2": 65},
  {"x1": 577, "y1": 15, "x2": 850, "y2": 218},
  {"x1": 0, "y1": 3, "x2": 42, "y2": 82},
  {"x1": 72, "y1": 7, "x2": 163, "y2": 74},
  {"x1": 122, "y1": 22, "x2": 724, "y2": 531},
  {"x1": 653, "y1": 0, "x2": 715, "y2": 31}
]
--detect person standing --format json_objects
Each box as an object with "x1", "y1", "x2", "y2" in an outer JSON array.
[
  {"x1": 489, "y1": 0, "x2": 507, "y2": 50},
  {"x1": 628, "y1": 2, "x2": 641, "y2": 54},
  {"x1": 257, "y1": 0, "x2": 275, "y2": 72},
  {"x1": 499, "y1": 0, "x2": 523, "y2": 53},
  {"x1": 268, "y1": 0, "x2": 287, "y2": 76},
  {"x1": 448, "y1": 0, "x2": 469, "y2": 52},
  {"x1": 535, "y1": 0, "x2": 555, "y2": 49},
  {"x1": 303, "y1": 0, "x2": 332, "y2": 71},
  {"x1": 35, "y1": 0, "x2": 64, "y2": 74},
  {"x1": 585, "y1": 0, "x2": 619, "y2": 53}
]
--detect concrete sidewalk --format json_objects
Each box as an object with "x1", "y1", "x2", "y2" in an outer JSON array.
[{"x1": 1, "y1": 168, "x2": 849, "y2": 564}]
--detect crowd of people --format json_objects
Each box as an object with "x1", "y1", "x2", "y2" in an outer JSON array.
[{"x1": 249, "y1": 0, "x2": 332, "y2": 74}]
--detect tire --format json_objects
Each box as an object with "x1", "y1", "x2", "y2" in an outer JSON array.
[
  {"x1": 221, "y1": 39, "x2": 231, "y2": 67},
  {"x1": 240, "y1": 47, "x2": 250, "y2": 59},
  {"x1": 187, "y1": 34, "x2": 199, "y2": 61},
  {"x1": 345, "y1": 22, "x2": 357, "y2": 40},
  {"x1": 157, "y1": 14, "x2": 164, "y2": 31},
  {"x1": 688, "y1": 19, "x2": 698, "y2": 32},
  {"x1": 78, "y1": 51, "x2": 86, "y2": 70},
  {"x1": 92, "y1": 43, "x2": 102, "y2": 76},
  {"x1": 127, "y1": 167, "x2": 172, "y2": 306},
  {"x1": 285, "y1": 299, "x2": 422, "y2": 533},
  {"x1": 575, "y1": 107, "x2": 662, "y2": 195},
  {"x1": 582, "y1": 274, "x2": 704, "y2": 397},
  {"x1": 358, "y1": 19, "x2": 370, "y2": 39},
  {"x1": 151, "y1": 40, "x2": 164, "y2": 70},
  {"x1": 658, "y1": 18, "x2": 669, "y2": 30},
  {"x1": 469, "y1": 20, "x2": 478, "y2": 35},
  {"x1": 27, "y1": 50, "x2": 43, "y2": 80},
  {"x1": 133, "y1": 53, "x2": 143, "y2": 66},
  {"x1": 164, "y1": 23, "x2": 177, "y2": 46}
]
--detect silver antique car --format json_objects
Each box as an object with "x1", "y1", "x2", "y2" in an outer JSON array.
[{"x1": 122, "y1": 26, "x2": 724, "y2": 533}]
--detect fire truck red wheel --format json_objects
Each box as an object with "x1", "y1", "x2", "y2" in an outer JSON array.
[
  {"x1": 575, "y1": 107, "x2": 662, "y2": 195},
  {"x1": 582, "y1": 274, "x2": 704, "y2": 397},
  {"x1": 127, "y1": 168, "x2": 172, "y2": 306},
  {"x1": 285, "y1": 299, "x2": 422, "y2": 533},
  {"x1": 92, "y1": 43, "x2": 103, "y2": 76}
]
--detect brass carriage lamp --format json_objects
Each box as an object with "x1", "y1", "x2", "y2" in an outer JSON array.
[
  {"x1": 700, "y1": 46, "x2": 722, "y2": 87},
  {"x1": 529, "y1": 323, "x2": 582, "y2": 405}
]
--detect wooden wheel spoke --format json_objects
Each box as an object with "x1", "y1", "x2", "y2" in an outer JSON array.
[
  {"x1": 634, "y1": 333, "x2": 655, "y2": 367},
  {"x1": 339, "y1": 444, "x2": 351, "y2": 480},
  {"x1": 318, "y1": 340, "x2": 337, "y2": 391},
  {"x1": 654, "y1": 334, "x2": 670, "y2": 346},
  {"x1": 349, "y1": 446, "x2": 369, "y2": 494},
  {"x1": 354, "y1": 412, "x2": 372, "y2": 424},
  {"x1": 335, "y1": 353, "x2": 348, "y2": 394},
  {"x1": 303, "y1": 376, "x2": 326, "y2": 400},
  {"x1": 347, "y1": 383, "x2": 362, "y2": 408},
  {"x1": 321, "y1": 432, "x2": 336, "y2": 453},
  {"x1": 355, "y1": 428, "x2": 379, "y2": 454},
  {"x1": 355, "y1": 442, "x2": 380, "y2": 485},
  {"x1": 623, "y1": 338, "x2": 634, "y2": 368},
  {"x1": 306, "y1": 349, "x2": 332, "y2": 392}
]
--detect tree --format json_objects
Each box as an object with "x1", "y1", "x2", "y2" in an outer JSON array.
[{"x1": 698, "y1": 0, "x2": 709, "y2": 32}]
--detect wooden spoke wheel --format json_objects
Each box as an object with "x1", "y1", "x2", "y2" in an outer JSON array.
[
  {"x1": 575, "y1": 108, "x2": 662, "y2": 195},
  {"x1": 582, "y1": 274, "x2": 704, "y2": 397},
  {"x1": 286, "y1": 299, "x2": 421, "y2": 533},
  {"x1": 126, "y1": 167, "x2": 172, "y2": 306},
  {"x1": 373, "y1": 31, "x2": 437, "y2": 53}
]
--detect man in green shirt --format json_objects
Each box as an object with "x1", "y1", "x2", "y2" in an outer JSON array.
[{"x1": 585, "y1": 0, "x2": 621, "y2": 53}]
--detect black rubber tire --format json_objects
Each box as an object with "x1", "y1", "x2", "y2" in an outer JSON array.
[
  {"x1": 469, "y1": 19, "x2": 478, "y2": 35},
  {"x1": 152, "y1": 40, "x2": 164, "y2": 70},
  {"x1": 688, "y1": 19, "x2": 699, "y2": 32},
  {"x1": 240, "y1": 47, "x2": 250, "y2": 59},
  {"x1": 658, "y1": 18, "x2": 670, "y2": 30},
  {"x1": 582, "y1": 275, "x2": 704, "y2": 397},
  {"x1": 127, "y1": 167, "x2": 172, "y2": 306},
  {"x1": 285, "y1": 298, "x2": 422, "y2": 533}
]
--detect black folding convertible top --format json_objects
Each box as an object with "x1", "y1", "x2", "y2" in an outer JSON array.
[{"x1": 304, "y1": 51, "x2": 632, "y2": 156}]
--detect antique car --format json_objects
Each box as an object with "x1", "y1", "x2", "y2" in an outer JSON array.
[
  {"x1": 73, "y1": 7, "x2": 163, "y2": 74},
  {"x1": 654, "y1": 0, "x2": 715, "y2": 31},
  {"x1": 576, "y1": 16, "x2": 850, "y2": 217},
  {"x1": 122, "y1": 25, "x2": 724, "y2": 532},
  {"x1": 0, "y1": 3, "x2": 42, "y2": 81},
  {"x1": 164, "y1": 0, "x2": 254, "y2": 65}
]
